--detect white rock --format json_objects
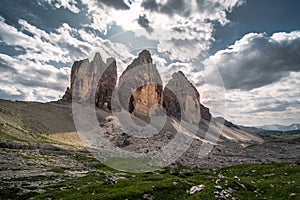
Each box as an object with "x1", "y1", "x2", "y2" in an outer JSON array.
[
  {"x1": 233, "y1": 176, "x2": 240, "y2": 181},
  {"x1": 290, "y1": 193, "x2": 296, "y2": 197},
  {"x1": 215, "y1": 185, "x2": 222, "y2": 190},
  {"x1": 189, "y1": 184, "x2": 205, "y2": 195}
]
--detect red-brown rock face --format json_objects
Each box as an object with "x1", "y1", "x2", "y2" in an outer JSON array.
[
  {"x1": 118, "y1": 50, "x2": 163, "y2": 117},
  {"x1": 163, "y1": 71, "x2": 201, "y2": 124}
]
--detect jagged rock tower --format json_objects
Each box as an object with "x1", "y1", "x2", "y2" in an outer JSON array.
[
  {"x1": 62, "y1": 50, "x2": 211, "y2": 123},
  {"x1": 62, "y1": 53, "x2": 117, "y2": 110},
  {"x1": 118, "y1": 50, "x2": 163, "y2": 117},
  {"x1": 163, "y1": 71, "x2": 201, "y2": 124}
]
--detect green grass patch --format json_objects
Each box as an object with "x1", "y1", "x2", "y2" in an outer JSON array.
[
  {"x1": 50, "y1": 167, "x2": 66, "y2": 173},
  {"x1": 105, "y1": 157, "x2": 157, "y2": 173},
  {"x1": 1, "y1": 161, "x2": 299, "y2": 199},
  {"x1": 0, "y1": 129, "x2": 23, "y2": 141}
]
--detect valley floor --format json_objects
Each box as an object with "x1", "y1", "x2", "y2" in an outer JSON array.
[{"x1": 0, "y1": 137, "x2": 299, "y2": 200}]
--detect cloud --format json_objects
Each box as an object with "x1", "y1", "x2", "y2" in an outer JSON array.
[
  {"x1": 141, "y1": 0, "x2": 245, "y2": 24},
  {"x1": 137, "y1": 14, "x2": 153, "y2": 32},
  {"x1": 0, "y1": 16, "x2": 134, "y2": 65},
  {"x1": 0, "y1": 16, "x2": 135, "y2": 101},
  {"x1": 136, "y1": 0, "x2": 246, "y2": 61},
  {"x1": 141, "y1": 0, "x2": 188, "y2": 17},
  {"x1": 94, "y1": 0, "x2": 131, "y2": 10},
  {"x1": 81, "y1": 0, "x2": 140, "y2": 33},
  {"x1": 223, "y1": 71, "x2": 300, "y2": 126},
  {"x1": 140, "y1": 0, "x2": 159, "y2": 11},
  {"x1": 43, "y1": 0, "x2": 80, "y2": 13},
  {"x1": 0, "y1": 53, "x2": 70, "y2": 101},
  {"x1": 204, "y1": 31, "x2": 300, "y2": 90},
  {"x1": 202, "y1": 31, "x2": 300, "y2": 125},
  {"x1": 245, "y1": 100, "x2": 300, "y2": 114},
  {"x1": 80, "y1": 0, "x2": 245, "y2": 61}
]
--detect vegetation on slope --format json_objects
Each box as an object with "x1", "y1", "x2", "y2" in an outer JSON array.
[{"x1": 0, "y1": 148, "x2": 299, "y2": 200}]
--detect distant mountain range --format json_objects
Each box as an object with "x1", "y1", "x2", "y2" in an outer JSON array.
[
  {"x1": 238, "y1": 123, "x2": 300, "y2": 136},
  {"x1": 257, "y1": 124, "x2": 300, "y2": 131}
]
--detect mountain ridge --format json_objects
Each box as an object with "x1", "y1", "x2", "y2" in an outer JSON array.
[
  {"x1": 62, "y1": 50, "x2": 213, "y2": 125},
  {"x1": 60, "y1": 50, "x2": 262, "y2": 144}
]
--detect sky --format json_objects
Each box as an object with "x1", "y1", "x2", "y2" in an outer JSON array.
[{"x1": 0, "y1": 0, "x2": 299, "y2": 126}]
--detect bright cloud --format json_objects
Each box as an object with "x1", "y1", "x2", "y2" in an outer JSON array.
[
  {"x1": 0, "y1": 16, "x2": 134, "y2": 101},
  {"x1": 40, "y1": 0, "x2": 80, "y2": 13},
  {"x1": 80, "y1": 0, "x2": 246, "y2": 61},
  {"x1": 224, "y1": 71, "x2": 300, "y2": 126}
]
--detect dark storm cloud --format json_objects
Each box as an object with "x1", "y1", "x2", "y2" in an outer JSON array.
[
  {"x1": 207, "y1": 32, "x2": 300, "y2": 91},
  {"x1": 0, "y1": 53, "x2": 69, "y2": 100},
  {"x1": 245, "y1": 100, "x2": 300, "y2": 114},
  {"x1": 141, "y1": 0, "x2": 159, "y2": 11},
  {"x1": 95, "y1": 0, "x2": 130, "y2": 10},
  {"x1": 160, "y1": 0, "x2": 187, "y2": 16},
  {"x1": 137, "y1": 14, "x2": 152, "y2": 32},
  {"x1": 141, "y1": 0, "x2": 188, "y2": 16},
  {"x1": 16, "y1": 76, "x2": 66, "y2": 91},
  {"x1": 196, "y1": 0, "x2": 220, "y2": 13}
]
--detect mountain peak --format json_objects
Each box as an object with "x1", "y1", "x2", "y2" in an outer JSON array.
[
  {"x1": 163, "y1": 71, "x2": 201, "y2": 123},
  {"x1": 137, "y1": 49, "x2": 152, "y2": 64},
  {"x1": 93, "y1": 52, "x2": 103, "y2": 62},
  {"x1": 120, "y1": 50, "x2": 153, "y2": 76},
  {"x1": 118, "y1": 49, "x2": 162, "y2": 116}
]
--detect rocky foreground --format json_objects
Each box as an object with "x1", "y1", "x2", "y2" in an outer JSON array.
[{"x1": 0, "y1": 98, "x2": 299, "y2": 198}]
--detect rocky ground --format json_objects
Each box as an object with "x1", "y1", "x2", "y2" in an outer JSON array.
[
  {"x1": 0, "y1": 139, "x2": 299, "y2": 199},
  {"x1": 0, "y1": 99, "x2": 299, "y2": 199}
]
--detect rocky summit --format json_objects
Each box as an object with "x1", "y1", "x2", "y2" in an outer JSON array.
[
  {"x1": 62, "y1": 50, "x2": 212, "y2": 124},
  {"x1": 163, "y1": 71, "x2": 201, "y2": 124},
  {"x1": 118, "y1": 50, "x2": 163, "y2": 117},
  {"x1": 95, "y1": 58, "x2": 117, "y2": 110},
  {"x1": 62, "y1": 53, "x2": 117, "y2": 110}
]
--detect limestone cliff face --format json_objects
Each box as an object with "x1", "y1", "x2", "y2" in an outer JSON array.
[
  {"x1": 61, "y1": 87, "x2": 72, "y2": 102},
  {"x1": 70, "y1": 60, "x2": 84, "y2": 93},
  {"x1": 163, "y1": 71, "x2": 201, "y2": 124},
  {"x1": 61, "y1": 60, "x2": 84, "y2": 102},
  {"x1": 61, "y1": 50, "x2": 211, "y2": 124},
  {"x1": 62, "y1": 53, "x2": 117, "y2": 110},
  {"x1": 200, "y1": 104, "x2": 212, "y2": 121},
  {"x1": 95, "y1": 58, "x2": 117, "y2": 110},
  {"x1": 72, "y1": 58, "x2": 97, "y2": 102},
  {"x1": 118, "y1": 50, "x2": 163, "y2": 117}
]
